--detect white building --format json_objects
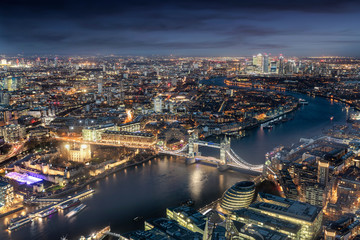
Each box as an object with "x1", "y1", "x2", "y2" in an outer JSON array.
[{"x1": 153, "y1": 96, "x2": 162, "y2": 113}]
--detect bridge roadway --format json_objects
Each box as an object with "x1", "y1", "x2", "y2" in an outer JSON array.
[
  {"x1": 56, "y1": 135, "x2": 263, "y2": 172},
  {"x1": 159, "y1": 142, "x2": 263, "y2": 173}
]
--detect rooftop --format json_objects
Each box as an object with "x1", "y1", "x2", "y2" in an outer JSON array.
[
  {"x1": 233, "y1": 208, "x2": 301, "y2": 234},
  {"x1": 251, "y1": 193, "x2": 322, "y2": 222}
]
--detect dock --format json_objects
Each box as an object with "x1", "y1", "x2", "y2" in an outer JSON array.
[{"x1": 8, "y1": 189, "x2": 95, "y2": 231}]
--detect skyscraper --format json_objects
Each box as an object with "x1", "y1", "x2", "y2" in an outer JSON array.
[
  {"x1": 97, "y1": 79, "x2": 103, "y2": 94},
  {"x1": 154, "y1": 96, "x2": 162, "y2": 113},
  {"x1": 318, "y1": 159, "x2": 329, "y2": 186},
  {"x1": 278, "y1": 55, "x2": 284, "y2": 75},
  {"x1": 263, "y1": 54, "x2": 269, "y2": 73},
  {"x1": 253, "y1": 53, "x2": 263, "y2": 72}
]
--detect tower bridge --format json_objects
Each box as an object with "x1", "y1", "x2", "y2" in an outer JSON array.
[
  {"x1": 56, "y1": 134, "x2": 263, "y2": 173},
  {"x1": 159, "y1": 135, "x2": 264, "y2": 173}
]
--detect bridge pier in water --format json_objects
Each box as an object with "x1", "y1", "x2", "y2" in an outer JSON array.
[
  {"x1": 218, "y1": 136, "x2": 230, "y2": 171},
  {"x1": 179, "y1": 134, "x2": 263, "y2": 173},
  {"x1": 187, "y1": 134, "x2": 199, "y2": 164}
]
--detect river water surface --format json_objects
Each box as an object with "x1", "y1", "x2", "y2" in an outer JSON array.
[{"x1": 1, "y1": 78, "x2": 349, "y2": 240}]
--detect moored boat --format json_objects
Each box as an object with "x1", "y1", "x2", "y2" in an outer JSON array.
[
  {"x1": 39, "y1": 207, "x2": 58, "y2": 218},
  {"x1": 7, "y1": 217, "x2": 32, "y2": 231},
  {"x1": 59, "y1": 198, "x2": 80, "y2": 210},
  {"x1": 66, "y1": 204, "x2": 86, "y2": 218}
]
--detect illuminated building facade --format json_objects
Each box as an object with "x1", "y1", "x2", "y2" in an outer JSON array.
[
  {"x1": 0, "y1": 180, "x2": 14, "y2": 210},
  {"x1": 318, "y1": 159, "x2": 330, "y2": 186},
  {"x1": 324, "y1": 214, "x2": 360, "y2": 240},
  {"x1": 252, "y1": 193, "x2": 323, "y2": 240},
  {"x1": 220, "y1": 181, "x2": 255, "y2": 211},
  {"x1": 65, "y1": 143, "x2": 91, "y2": 163},
  {"x1": 230, "y1": 208, "x2": 301, "y2": 239},
  {"x1": 117, "y1": 122, "x2": 141, "y2": 132},
  {"x1": 153, "y1": 96, "x2": 162, "y2": 113},
  {"x1": 82, "y1": 123, "x2": 116, "y2": 142},
  {"x1": 82, "y1": 122, "x2": 140, "y2": 142},
  {"x1": 303, "y1": 182, "x2": 325, "y2": 207},
  {"x1": 101, "y1": 131, "x2": 156, "y2": 147},
  {"x1": 0, "y1": 124, "x2": 26, "y2": 143},
  {"x1": 166, "y1": 206, "x2": 206, "y2": 234}
]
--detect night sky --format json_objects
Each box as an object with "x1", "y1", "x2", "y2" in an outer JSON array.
[{"x1": 1, "y1": 0, "x2": 360, "y2": 56}]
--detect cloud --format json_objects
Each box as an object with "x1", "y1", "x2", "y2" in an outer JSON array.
[{"x1": 0, "y1": 0, "x2": 360, "y2": 55}]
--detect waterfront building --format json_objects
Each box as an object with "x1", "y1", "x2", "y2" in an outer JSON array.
[
  {"x1": 144, "y1": 218, "x2": 203, "y2": 240},
  {"x1": 220, "y1": 181, "x2": 255, "y2": 212},
  {"x1": 0, "y1": 180, "x2": 14, "y2": 210},
  {"x1": 251, "y1": 193, "x2": 323, "y2": 240},
  {"x1": 230, "y1": 208, "x2": 301, "y2": 239},
  {"x1": 166, "y1": 206, "x2": 206, "y2": 234},
  {"x1": 101, "y1": 131, "x2": 156, "y2": 147}
]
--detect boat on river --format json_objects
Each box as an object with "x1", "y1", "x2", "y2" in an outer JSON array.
[{"x1": 66, "y1": 204, "x2": 86, "y2": 218}]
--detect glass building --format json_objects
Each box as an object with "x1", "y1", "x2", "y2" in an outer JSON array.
[{"x1": 221, "y1": 181, "x2": 255, "y2": 211}]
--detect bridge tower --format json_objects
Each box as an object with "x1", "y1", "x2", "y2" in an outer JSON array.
[
  {"x1": 219, "y1": 136, "x2": 230, "y2": 171},
  {"x1": 187, "y1": 133, "x2": 199, "y2": 164}
]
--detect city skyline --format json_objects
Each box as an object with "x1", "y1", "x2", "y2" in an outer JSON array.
[{"x1": 1, "y1": 0, "x2": 360, "y2": 56}]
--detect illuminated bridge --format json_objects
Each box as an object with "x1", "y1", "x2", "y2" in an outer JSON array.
[
  {"x1": 56, "y1": 134, "x2": 263, "y2": 173},
  {"x1": 158, "y1": 135, "x2": 264, "y2": 173}
]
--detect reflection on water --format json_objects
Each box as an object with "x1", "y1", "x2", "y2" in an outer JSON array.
[
  {"x1": 0, "y1": 91, "x2": 349, "y2": 240},
  {"x1": 189, "y1": 165, "x2": 204, "y2": 200}
]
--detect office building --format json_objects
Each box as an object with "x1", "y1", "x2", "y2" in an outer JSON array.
[
  {"x1": 263, "y1": 54, "x2": 269, "y2": 73},
  {"x1": 303, "y1": 182, "x2": 325, "y2": 207},
  {"x1": 0, "y1": 124, "x2": 26, "y2": 143},
  {"x1": 101, "y1": 131, "x2": 156, "y2": 147},
  {"x1": 231, "y1": 208, "x2": 301, "y2": 239},
  {"x1": 82, "y1": 123, "x2": 116, "y2": 142},
  {"x1": 154, "y1": 96, "x2": 162, "y2": 113},
  {"x1": 227, "y1": 220, "x2": 290, "y2": 240},
  {"x1": 220, "y1": 181, "x2": 255, "y2": 212},
  {"x1": 166, "y1": 206, "x2": 206, "y2": 234},
  {"x1": 144, "y1": 218, "x2": 203, "y2": 240},
  {"x1": 0, "y1": 180, "x2": 14, "y2": 210},
  {"x1": 318, "y1": 159, "x2": 329, "y2": 186},
  {"x1": 251, "y1": 193, "x2": 323, "y2": 240}
]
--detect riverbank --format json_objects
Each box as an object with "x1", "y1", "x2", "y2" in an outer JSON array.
[
  {"x1": 212, "y1": 77, "x2": 300, "y2": 132},
  {"x1": 0, "y1": 207, "x2": 24, "y2": 219},
  {"x1": 294, "y1": 89, "x2": 358, "y2": 111},
  {"x1": 37, "y1": 154, "x2": 158, "y2": 200}
]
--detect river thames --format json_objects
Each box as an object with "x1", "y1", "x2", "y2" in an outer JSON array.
[{"x1": 1, "y1": 82, "x2": 349, "y2": 240}]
